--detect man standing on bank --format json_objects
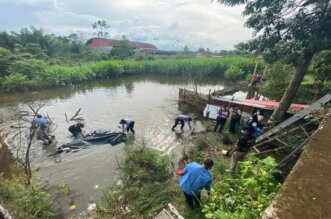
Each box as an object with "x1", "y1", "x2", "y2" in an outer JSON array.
[
  {"x1": 120, "y1": 118, "x2": 135, "y2": 133},
  {"x1": 227, "y1": 126, "x2": 256, "y2": 173},
  {"x1": 172, "y1": 115, "x2": 192, "y2": 131},
  {"x1": 179, "y1": 159, "x2": 214, "y2": 209},
  {"x1": 214, "y1": 106, "x2": 230, "y2": 133}
]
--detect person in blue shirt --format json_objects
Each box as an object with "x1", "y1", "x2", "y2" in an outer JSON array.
[
  {"x1": 179, "y1": 159, "x2": 214, "y2": 209},
  {"x1": 35, "y1": 114, "x2": 48, "y2": 127}
]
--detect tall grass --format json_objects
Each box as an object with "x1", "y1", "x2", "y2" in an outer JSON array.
[{"x1": 36, "y1": 57, "x2": 263, "y2": 87}]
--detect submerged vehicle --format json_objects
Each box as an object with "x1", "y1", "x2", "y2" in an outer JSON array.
[{"x1": 55, "y1": 130, "x2": 126, "y2": 154}]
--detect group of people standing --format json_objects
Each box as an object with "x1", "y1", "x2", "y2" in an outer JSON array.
[
  {"x1": 214, "y1": 106, "x2": 242, "y2": 133},
  {"x1": 176, "y1": 108, "x2": 265, "y2": 209}
]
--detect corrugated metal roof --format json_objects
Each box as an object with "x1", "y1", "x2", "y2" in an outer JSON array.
[{"x1": 87, "y1": 38, "x2": 157, "y2": 49}]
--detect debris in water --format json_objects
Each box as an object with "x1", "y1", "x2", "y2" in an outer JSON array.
[
  {"x1": 94, "y1": 185, "x2": 99, "y2": 189},
  {"x1": 87, "y1": 203, "x2": 97, "y2": 216},
  {"x1": 68, "y1": 204, "x2": 76, "y2": 211}
]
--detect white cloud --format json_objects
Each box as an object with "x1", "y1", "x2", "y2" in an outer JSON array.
[{"x1": 0, "y1": 0, "x2": 253, "y2": 50}]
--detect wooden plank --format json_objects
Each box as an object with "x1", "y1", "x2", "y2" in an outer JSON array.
[
  {"x1": 275, "y1": 138, "x2": 289, "y2": 147},
  {"x1": 256, "y1": 93, "x2": 331, "y2": 143},
  {"x1": 254, "y1": 146, "x2": 289, "y2": 155}
]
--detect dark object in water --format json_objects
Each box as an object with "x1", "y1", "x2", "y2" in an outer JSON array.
[{"x1": 55, "y1": 131, "x2": 126, "y2": 154}]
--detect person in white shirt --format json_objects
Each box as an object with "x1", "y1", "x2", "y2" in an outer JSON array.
[
  {"x1": 172, "y1": 115, "x2": 192, "y2": 131},
  {"x1": 214, "y1": 106, "x2": 229, "y2": 133}
]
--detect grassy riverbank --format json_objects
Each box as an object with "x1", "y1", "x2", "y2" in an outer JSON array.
[
  {"x1": 96, "y1": 125, "x2": 280, "y2": 219},
  {"x1": 0, "y1": 171, "x2": 55, "y2": 219},
  {"x1": 2, "y1": 57, "x2": 263, "y2": 92}
]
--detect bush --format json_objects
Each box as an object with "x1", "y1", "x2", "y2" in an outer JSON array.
[
  {"x1": 0, "y1": 176, "x2": 54, "y2": 219},
  {"x1": 98, "y1": 145, "x2": 177, "y2": 218},
  {"x1": 196, "y1": 139, "x2": 209, "y2": 150},
  {"x1": 2, "y1": 73, "x2": 27, "y2": 92},
  {"x1": 203, "y1": 156, "x2": 280, "y2": 219}
]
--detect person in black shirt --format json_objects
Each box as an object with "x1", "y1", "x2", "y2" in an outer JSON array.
[
  {"x1": 68, "y1": 122, "x2": 85, "y2": 137},
  {"x1": 119, "y1": 118, "x2": 135, "y2": 133},
  {"x1": 229, "y1": 108, "x2": 242, "y2": 133},
  {"x1": 228, "y1": 126, "x2": 256, "y2": 173}
]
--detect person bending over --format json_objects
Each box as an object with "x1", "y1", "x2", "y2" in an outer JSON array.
[
  {"x1": 68, "y1": 122, "x2": 85, "y2": 137},
  {"x1": 179, "y1": 159, "x2": 214, "y2": 209},
  {"x1": 120, "y1": 118, "x2": 135, "y2": 133},
  {"x1": 172, "y1": 115, "x2": 192, "y2": 131}
]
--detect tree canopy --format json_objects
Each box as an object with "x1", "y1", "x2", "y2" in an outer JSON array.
[
  {"x1": 216, "y1": 0, "x2": 331, "y2": 121},
  {"x1": 109, "y1": 35, "x2": 134, "y2": 60}
]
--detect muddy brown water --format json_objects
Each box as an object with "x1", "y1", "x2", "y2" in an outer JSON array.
[{"x1": 0, "y1": 75, "x2": 245, "y2": 217}]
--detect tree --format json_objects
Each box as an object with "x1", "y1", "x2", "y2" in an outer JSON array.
[
  {"x1": 92, "y1": 20, "x2": 110, "y2": 38},
  {"x1": 183, "y1": 45, "x2": 190, "y2": 53},
  {"x1": 197, "y1": 47, "x2": 205, "y2": 53},
  {"x1": 109, "y1": 35, "x2": 134, "y2": 60},
  {"x1": 311, "y1": 50, "x2": 331, "y2": 101},
  {"x1": 216, "y1": 0, "x2": 331, "y2": 122}
]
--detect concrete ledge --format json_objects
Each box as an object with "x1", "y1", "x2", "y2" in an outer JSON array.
[{"x1": 263, "y1": 114, "x2": 331, "y2": 219}]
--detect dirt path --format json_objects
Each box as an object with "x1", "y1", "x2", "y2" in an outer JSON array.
[{"x1": 264, "y1": 114, "x2": 331, "y2": 219}]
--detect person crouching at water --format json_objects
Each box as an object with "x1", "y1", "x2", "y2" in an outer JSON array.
[
  {"x1": 36, "y1": 125, "x2": 52, "y2": 145},
  {"x1": 172, "y1": 115, "x2": 192, "y2": 131},
  {"x1": 68, "y1": 122, "x2": 85, "y2": 137},
  {"x1": 35, "y1": 114, "x2": 48, "y2": 127},
  {"x1": 120, "y1": 118, "x2": 135, "y2": 133}
]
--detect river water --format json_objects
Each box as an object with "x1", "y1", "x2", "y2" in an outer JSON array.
[{"x1": 0, "y1": 75, "x2": 241, "y2": 217}]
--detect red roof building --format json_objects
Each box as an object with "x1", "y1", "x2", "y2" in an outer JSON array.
[{"x1": 86, "y1": 38, "x2": 158, "y2": 52}]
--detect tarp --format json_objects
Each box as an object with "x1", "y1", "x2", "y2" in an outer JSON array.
[{"x1": 203, "y1": 104, "x2": 221, "y2": 120}]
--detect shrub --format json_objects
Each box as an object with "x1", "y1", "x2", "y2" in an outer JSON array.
[
  {"x1": 0, "y1": 176, "x2": 54, "y2": 219},
  {"x1": 203, "y1": 156, "x2": 280, "y2": 219},
  {"x1": 196, "y1": 139, "x2": 209, "y2": 150},
  {"x1": 2, "y1": 73, "x2": 27, "y2": 92}
]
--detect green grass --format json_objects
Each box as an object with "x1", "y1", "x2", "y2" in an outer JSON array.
[
  {"x1": 1, "y1": 56, "x2": 264, "y2": 91},
  {"x1": 302, "y1": 75, "x2": 314, "y2": 85},
  {"x1": 0, "y1": 175, "x2": 54, "y2": 219}
]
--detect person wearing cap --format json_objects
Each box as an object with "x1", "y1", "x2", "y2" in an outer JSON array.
[
  {"x1": 68, "y1": 122, "x2": 85, "y2": 137},
  {"x1": 120, "y1": 118, "x2": 135, "y2": 133},
  {"x1": 35, "y1": 114, "x2": 48, "y2": 127},
  {"x1": 227, "y1": 126, "x2": 256, "y2": 173},
  {"x1": 179, "y1": 159, "x2": 214, "y2": 209},
  {"x1": 214, "y1": 106, "x2": 230, "y2": 133},
  {"x1": 172, "y1": 115, "x2": 192, "y2": 131}
]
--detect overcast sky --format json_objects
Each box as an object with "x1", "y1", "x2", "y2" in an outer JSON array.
[{"x1": 0, "y1": 0, "x2": 253, "y2": 51}]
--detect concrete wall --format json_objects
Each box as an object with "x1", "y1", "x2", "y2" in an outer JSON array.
[{"x1": 263, "y1": 113, "x2": 331, "y2": 219}]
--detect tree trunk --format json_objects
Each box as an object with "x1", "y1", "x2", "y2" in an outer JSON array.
[{"x1": 270, "y1": 52, "x2": 314, "y2": 122}]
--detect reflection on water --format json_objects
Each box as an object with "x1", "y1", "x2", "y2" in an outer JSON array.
[{"x1": 0, "y1": 75, "x2": 231, "y2": 216}]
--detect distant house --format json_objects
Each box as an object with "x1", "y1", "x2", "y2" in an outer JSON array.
[{"x1": 86, "y1": 38, "x2": 158, "y2": 52}]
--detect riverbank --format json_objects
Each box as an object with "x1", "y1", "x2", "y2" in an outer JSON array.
[
  {"x1": 0, "y1": 136, "x2": 55, "y2": 219},
  {"x1": 96, "y1": 123, "x2": 280, "y2": 219}
]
